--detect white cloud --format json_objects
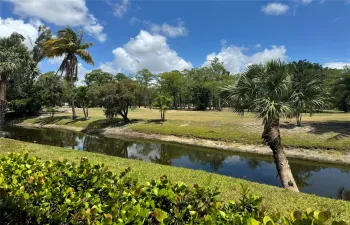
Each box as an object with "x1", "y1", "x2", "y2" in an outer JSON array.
[
  {"x1": 114, "y1": 0, "x2": 130, "y2": 18},
  {"x1": 4, "y1": 0, "x2": 106, "y2": 42},
  {"x1": 99, "y1": 62, "x2": 121, "y2": 74},
  {"x1": 150, "y1": 20, "x2": 188, "y2": 38},
  {"x1": 261, "y1": 3, "x2": 289, "y2": 15},
  {"x1": 202, "y1": 45, "x2": 287, "y2": 74},
  {"x1": 0, "y1": 17, "x2": 39, "y2": 49},
  {"x1": 101, "y1": 30, "x2": 192, "y2": 74},
  {"x1": 84, "y1": 14, "x2": 107, "y2": 42},
  {"x1": 255, "y1": 44, "x2": 262, "y2": 48},
  {"x1": 129, "y1": 17, "x2": 140, "y2": 25},
  {"x1": 323, "y1": 62, "x2": 350, "y2": 69},
  {"x1": 301, "y1": 0, "x2": 313, "y2": 4},
  {"x1": 5, "y1": 0, "x2": 88, "y2": 26},
  {"x1": 77, "y1": 63, "x2": 91, "y2": 86},
  {"x1": 47, "y1": 55, "x2": 65, "y2": 65}
]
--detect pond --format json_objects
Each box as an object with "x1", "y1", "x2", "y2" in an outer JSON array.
[{"x1": 2, "y1": 126, "x2": 350, "y2": 200}]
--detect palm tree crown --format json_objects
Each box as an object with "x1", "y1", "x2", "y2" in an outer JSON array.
[
  {"x1": 222, "y1": 60, "x2": 292, "y2": 126},
  {"x1": 43, "y1": 28, "x2": 94, "y2": 82}
]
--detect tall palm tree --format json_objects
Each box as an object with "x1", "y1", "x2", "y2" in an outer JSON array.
[
  {"x1": 221, "y1": 60, "x2": 299, "y2": 192},
  {"x1": 43, "y1": 28, "x2": 94, "y2": 119}
]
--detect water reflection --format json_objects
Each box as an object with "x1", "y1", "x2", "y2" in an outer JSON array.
[
  {"x1": 337, "y1": 187, "x2": 350, "y2": 201},
  {"x1": 2, "y1": 126, "x2": 350, "y2": 200}
]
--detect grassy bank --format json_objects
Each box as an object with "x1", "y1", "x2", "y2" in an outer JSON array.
[
  {"x1": 20, "y1": 107, "x2": 350, "y2": 151},
  {"x1": 0, "y1": 138, "x2": 349, "y2": 221}
]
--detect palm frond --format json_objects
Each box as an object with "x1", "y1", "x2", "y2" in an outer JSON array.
[
  {"x1": 76, "y1": 49, "x2": 94, "y2": 65},
  {"x1": 79, "y1": 42, "x2": 93, "y2": 50}
]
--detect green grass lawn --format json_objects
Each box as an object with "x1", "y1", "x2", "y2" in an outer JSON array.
[
  {"x1": 0, "y1": 138, "x2": 349, "y2": 221},
  {"x1": 21, "y1": 107, "x2": 350, "y2": 151}
]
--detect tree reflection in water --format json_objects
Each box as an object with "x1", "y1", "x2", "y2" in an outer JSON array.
[{"x1": 337, "y1": 187, "x2": 350, "y2": 201}]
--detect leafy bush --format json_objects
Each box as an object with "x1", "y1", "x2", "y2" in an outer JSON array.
[
  {"x1": 0, "y1": 152, "x2": 347, "y2": 225},
  {"x1": 9, "y1": 97, "x2": 42, "y2": 116}
]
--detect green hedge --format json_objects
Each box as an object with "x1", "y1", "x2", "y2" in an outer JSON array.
[{"x1": 0, "y1": 152, "x2": 347, "y2": 225}]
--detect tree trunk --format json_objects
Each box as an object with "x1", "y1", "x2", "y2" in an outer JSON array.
[
  {"x1": 71, "y1": 100, "x2": 77, "y2": 119},
  {"x1": 172, "y1": 92, "x2": 177, "y2": 109},
  {"x1": 161, "y1": 111, "x2": 165, "y2": 121},
  {"x1": 0, "y1": 77, "x2": 7, "y2": 130},
  {"x1": 122, "y1": 115, "x2": 130, "y2": 123},
  {"x1": 296, "y1": 113, "x2": 302, "y2": 126},
  {"x1": 69, "y1": 60, "x2": 77, "y2": 119},
  {"x1": 82, "y1": 106, "x2": 87, "y2": 120},
  {"x1": 121, "y1": 108, "x2": 130, "y2": 123},
  {"x1": 262, "y1": 119, "x2": 299, "y2": 192}
]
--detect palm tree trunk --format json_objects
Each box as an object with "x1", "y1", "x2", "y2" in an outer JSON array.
[
  {"x1": 0, "y1": 77, "x2": 7, "y2": 130},
  {"x1": 70, "y1": 58, "x2": 77, "y2": 119},
  {"x1": 262, "y1": 119, "x2": 299, "y2": 192},
  {"x1": 161, "y1": 111, "x2": 165, "y2": 121},
  {"x1": 296, "y1": 113, "x2": 302, "y2": 126}
]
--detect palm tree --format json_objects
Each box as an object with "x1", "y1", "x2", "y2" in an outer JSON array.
[
  {"x1": 43, "y1": 28, "x2": 94, "y2": 119},
  {"x1": 289, "y1": 60, "x2": 329, "y2": 126},
  {"x1": 221, "y1": 60, "x2": 299, "y2": 192},
  {"x1": 153, "y1": 95, "x2": 172, "y2": 121}
]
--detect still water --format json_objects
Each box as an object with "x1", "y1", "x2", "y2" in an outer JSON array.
[{"x1": 2, "y1": 126, "x2": 350, "y2": 200}]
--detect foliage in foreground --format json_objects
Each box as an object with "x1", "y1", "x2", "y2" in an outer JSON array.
[{"x1": 0, "y1": 152, "x2": 347, "y2": 225}]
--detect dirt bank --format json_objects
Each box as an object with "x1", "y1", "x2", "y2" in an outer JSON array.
[{"x1": 15, "y1": 122, "x2": 350, "y2": 166}]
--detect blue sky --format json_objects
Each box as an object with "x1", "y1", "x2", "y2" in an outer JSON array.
[{"x1": 1, "y1": 0, "x2": 350, "y2": 83}]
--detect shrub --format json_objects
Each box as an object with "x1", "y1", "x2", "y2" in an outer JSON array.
[
  {"x1": 0, "y1": 152, "x2": 347, "y2": 225},
  {"x1": 9, "y1": 98, "x2": 42, "y2": 116}
]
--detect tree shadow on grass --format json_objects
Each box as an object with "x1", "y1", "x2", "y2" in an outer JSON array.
[
  {"x1": 144, "y1": 119, "x2": 164, "y2": 124},
  {"x1": 82, "y1": 118, "x2": 142, "y2": 132},
  {"x1": 31, "y1": 116, "x2": 73, "y2": 125},
  {"x1": 306, "y1": 121, "x2": 350, "y2": 136},
  {"x1": 280, "y1": 120, "x2": 350, "y2": 135}
]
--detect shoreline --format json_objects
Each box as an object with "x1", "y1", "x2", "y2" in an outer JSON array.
[{"x1": 14, "y1": 122, "x2": 350, "y2": 166}]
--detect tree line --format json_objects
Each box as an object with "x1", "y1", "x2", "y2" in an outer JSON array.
[{"x1": 2, "y1": 27, "x2": 350, "y2": 127}]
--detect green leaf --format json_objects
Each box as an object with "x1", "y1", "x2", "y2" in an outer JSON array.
[
  {"x1": 139, "y1": 208, "x2": 149, "y2": 218},
  {"x1": 152, "y1": 188, "x2": 158, "y2": 196},
  {"x1": 263, "y1": 216, "x2": 275, "y2": 225},
  {"x1": 205, "y1": 215, "x2": 212, "y2": 221},
  {"x1": 91, "y1": 176, "x2": 98, "y2": 183},
  {"x1": 103, "y1": 218, "x2": 112, "y2": 225},
  {"x1": 247, "y1": 218, "x2": 260, "y2": 225},
  {"x1": 189, "y1": 211, "x2": 196, "y2": 216},
  {"x1": 153, "y1": 208, "x2": 167, "y2": 222},
  {"x1": 23, "y1": 192, "x2": 30, "y2": 200},
  {"x1": 218, "y1": 210, "x2": 226, "y2": 219},
  {"x1": 318, "y1": 211, "x2": 331, "y2": 222},
  {"x1": 158, "y1": 188, "x2": 168, "y2": 197},
  {"x1": 293, "y1": 211, "x2": 302, "y2": 220}
]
